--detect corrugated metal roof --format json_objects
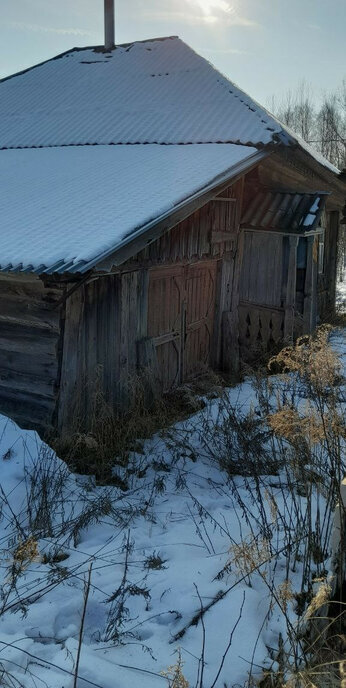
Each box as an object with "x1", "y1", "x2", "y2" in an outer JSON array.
[
  {"x1": 0, "y1": 37, "x2": 288, "y2": 149},
  {"x1": 241, "y1": 190, "x2": 328, "y2": 232},
  {"x1": 0, "y1": 36, "x2": 340, "y2": 176},
  {"x1": 0, "y1": 143, "x2": 262, "y2": 275},
  {"x1": 0, "y1": 36, "x2": 338, "y2": 173}
]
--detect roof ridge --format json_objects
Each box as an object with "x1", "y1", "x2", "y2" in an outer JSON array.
[
  {"x1": 0, "y1": 141, "x2": 261, "y2": 152},
  {"x1": 0, "y1": 35, "x2": 179, "y2": 84}
]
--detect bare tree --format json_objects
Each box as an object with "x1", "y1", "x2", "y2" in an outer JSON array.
[{"x1": 268, "y1": 78, "x2": 346, "y2": 169}]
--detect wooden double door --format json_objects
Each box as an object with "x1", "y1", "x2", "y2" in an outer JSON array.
[{"x1": 147, "y1": 261, "x2": 217, "y2": 391}]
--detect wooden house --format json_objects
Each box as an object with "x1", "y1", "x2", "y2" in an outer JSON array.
[{"x1": 0, "y1": 33, "x2": 345, "y2": 437}]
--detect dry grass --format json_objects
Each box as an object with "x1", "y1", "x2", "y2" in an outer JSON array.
[
  {"x1": 161, "y1": 648, "x2": 190, "y2": 688},
  {"x1": 12, "y1": 537, "x2": 40, "y2": 573},
  {"x1": 229, "y1": 537, "x2": 271, "y2": 582},
  {"x1": 52, "y1": 372, "x2": 213, "y2": 483}
]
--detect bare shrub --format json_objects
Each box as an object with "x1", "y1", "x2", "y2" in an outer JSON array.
[{"x1": 165, "y1": 326, "x2": 345, "y2": 687}]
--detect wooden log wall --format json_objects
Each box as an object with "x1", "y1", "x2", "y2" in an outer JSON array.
[{"x1": 0, "y1": 274, "x2": 63, "y2": 432}]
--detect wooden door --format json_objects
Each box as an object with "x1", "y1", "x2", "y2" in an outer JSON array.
[
  {"x1": 147, "y1": 266, "x2": 184, "y2": 391},
  {"x1": 147, "y1": 262, "x2": 217, "y2": 391},
  {"x1": 184, "y1": 262, "x2": 217, "y2": 379}
]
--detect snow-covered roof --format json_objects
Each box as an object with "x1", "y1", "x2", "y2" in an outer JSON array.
[
  {"x1": 0, "y1": 36, "x2": 341, "y2": 276},
  {"x1": 0, "y1": 143, "x2": 260, "y2": 274},
  {"x1": 0, "y1": 37, "x2": 282, "y2": 148},
  {"x1": 0, "y1": 35, "x2": 340, "y2": 176}
]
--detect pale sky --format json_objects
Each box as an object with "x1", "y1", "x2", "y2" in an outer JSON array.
[{"x1": 1, "y1": 0, "x2": 345, "y2": 108}]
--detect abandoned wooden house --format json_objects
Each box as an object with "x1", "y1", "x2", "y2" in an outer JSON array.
[{"x1": 0, "y1": 28, "x2": 345, "y2": 436}]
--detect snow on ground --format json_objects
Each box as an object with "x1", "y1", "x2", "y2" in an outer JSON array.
[
  {"x1": 336, "y1": 276, "x2": 346, "y2": 312},
  {"x1": 0, "y1": 331, "x2": 344, "y2": 688}
]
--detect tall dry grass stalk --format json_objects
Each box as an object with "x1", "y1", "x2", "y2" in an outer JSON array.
[
  {"x1": 161, "y1": 648, "x2": 189, "y2": 688},
  {"x1": 53, "y1": 368, "x2": 206, "y2": 482}
]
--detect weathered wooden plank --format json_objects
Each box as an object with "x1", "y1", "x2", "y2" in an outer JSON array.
[
  {"x1": 0, "y1": 334, "x2": 57, "y2": 356},
  {"x1": 0, "y1": 273, "x2": 62, "y2": 298},
  {"x1": 222, "y1": 310, "x2": 239, "y2": 372},
  {"x1": 0, "y1": 392, "x2": 54, "y2": 431},
  {"x1": 137, "y1": 337, "x2": 160, "y2": 402},
  {"x1": 57, "y1": 286, "x2": 85, "y2": 433},
  {"x1": 284, "y1": 235, "x2": 299, "y2": 340},
  {"x1": 0, "y1": 313, "x2": 59, "y2": 334},
  {"x1": 0, "y1": 346, "x2": 58, "y2": 377},
  {"x1": 137, "y1": 269, "x2": 149, "y2": 340},
  {"x1": 240, "y1": 231, "x2": 283, "y2": 308},
  {"x1": 211, "y1": 231, "x2": 236, "y2": 244},
  {"x1": 303, "y1": 235, "x2": 318, "y2": 333},
  {"x1": 0, "y1": 368, "x2": 56, "y2": 399},
  {"x1": 0, "y1": 292, "x2": 61, "y2": 325}
]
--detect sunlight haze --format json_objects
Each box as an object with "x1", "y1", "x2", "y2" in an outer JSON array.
[{"x1": 1, "y1": 0, "x2": 345, "y2": 107}]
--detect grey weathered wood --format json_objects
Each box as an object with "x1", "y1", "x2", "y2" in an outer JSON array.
[
  {"x1": 284, "y1": 235, "x2": 299, "y2": 340},
  {"x1": 211, "y1": 231, "x2": 236, "y2": 245},
  {"x1": 57, "y1": 286, "x2": 85, "y2": 433},
  {"x1": 303, "y1": 235, "x2": 317, "y2": 333},
  {"x1": 137, "y1": 337, "x2": 160, "y2": 403},
  {"x1": 222, "y1": 310, "x2": 239, "y2": 372},
  {"x1": 96, "y1": 163, "x2": 262, "y2": 271},
  {"x1": 212, "y1": 258, "x2": 234, "y2": 368},
  {"x1": 226, "y1": 228, "x2": 245, "y2": 372}
]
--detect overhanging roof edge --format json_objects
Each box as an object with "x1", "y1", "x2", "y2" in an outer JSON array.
[{"x1": 81, "y1": 149, "x2": 269, "y2": 274}]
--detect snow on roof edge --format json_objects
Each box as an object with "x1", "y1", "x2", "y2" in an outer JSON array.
[
  {"x1": 0, "y1": 146, "x2": 267, "y2": 276},
  {"x1": 82, "y1": 148, "x2": 269, "y2": 275}
]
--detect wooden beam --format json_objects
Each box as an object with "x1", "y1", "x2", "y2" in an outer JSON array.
[
  {"x1": 303, "y1": 235, "x2": 318, "y2": 333},
  {"x1": 284, "y1": 235, "x2": 299, "y2": 340},
  {"x1": 211, "y1": 231, "x2": 236, "y2": 244},
  {"x1": 212, "y1": 197, "x2": 237, "y2": 202}
]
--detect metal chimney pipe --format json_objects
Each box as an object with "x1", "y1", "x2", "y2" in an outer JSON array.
[{"x1": 104, "y1": 0, "x2": 115, "y2": 50}]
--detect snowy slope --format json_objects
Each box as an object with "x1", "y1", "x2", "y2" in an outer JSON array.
[{"x1": 1, "y1": 329, "x2": 344, "y2": 688}]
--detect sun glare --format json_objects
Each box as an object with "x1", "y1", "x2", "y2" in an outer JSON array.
[
  {"x1": 192, "y1": 0, "x2": 235, "y2": 17},
  {"x1": 186, "y1": 0, "x2": 238, "y2": 24}
]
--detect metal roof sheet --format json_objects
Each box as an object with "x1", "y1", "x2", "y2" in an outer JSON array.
[
  {"x1": 0, "y1": 36, "x2": 340, "y2": 176},
  {"x1": 0, "y1": 37, "x2": 290, "y2": 149},
  {"x1": 241, "y1": 190, "x2": 328, "y2": 232},
  {"x1": 0, "y1": 143, "x2": 262, "y2": 275}
]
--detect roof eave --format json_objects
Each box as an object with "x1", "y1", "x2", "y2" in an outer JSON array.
[{"x1": 83, "y1": 148, "x2": 269, "y2": 274}]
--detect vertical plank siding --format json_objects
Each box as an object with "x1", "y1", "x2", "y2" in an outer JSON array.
[
  {"x1": 238, "y1": 230, "x2": 286, "y2": 358},
  {"x1": 317, "y1": 211, "x2": 340, "y2": 318},
  {"x1": 57, "y1": 178, "x2": 244, "y2": 431},
  {"x1": 58, "y1": 273, "x2": 124, "y2": 431},
  {"x1": 184, "y1": 262, "x2": 217, "y2": 379},
  {"x1": 126, "y1": 179, "x2": 243, "y2": 269}
]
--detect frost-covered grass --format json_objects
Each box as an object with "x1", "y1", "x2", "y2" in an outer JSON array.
[{"x1": 0, "y1": 329, "x2": 344, "y2": 688}]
